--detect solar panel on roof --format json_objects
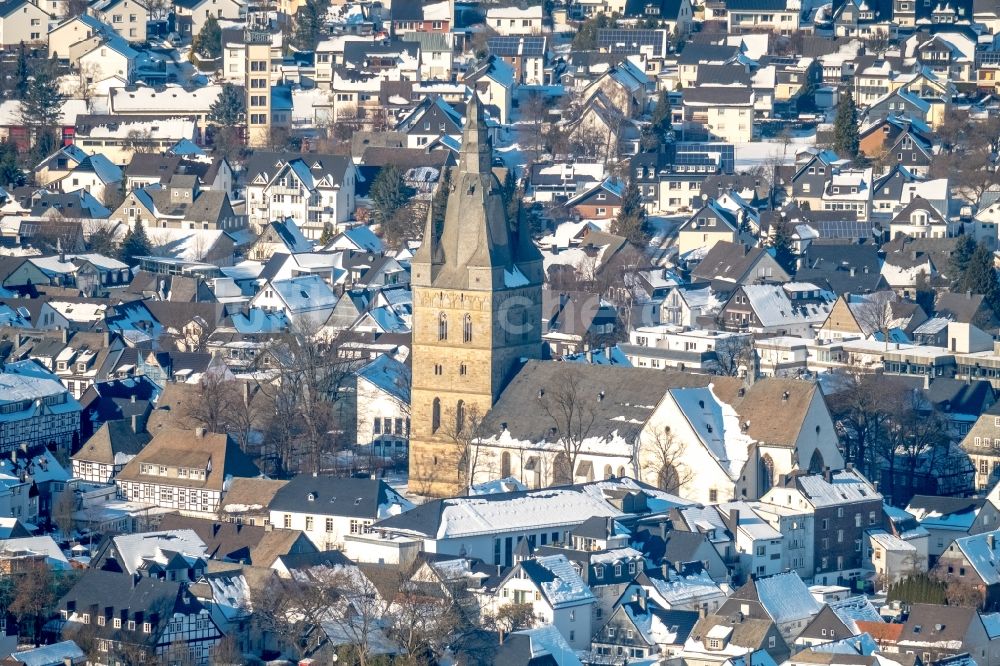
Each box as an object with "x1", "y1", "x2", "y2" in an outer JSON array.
[{"x1": 487, "y1": 36, "x2": 546, "y2": 56}]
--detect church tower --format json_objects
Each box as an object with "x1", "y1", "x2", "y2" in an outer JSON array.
[{"x1": 409, "y1": 95, "x2": 543, "y2": 497}]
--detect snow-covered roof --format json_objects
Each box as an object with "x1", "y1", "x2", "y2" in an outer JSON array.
[
  {"x1": 741, "y1": 283, "x2": 835, "y2": 328},
  {"x1": 356, "y1": 353, "x2": 410, "y2": 403},
  {"x1": 797, "y1": 469, "x2": 881, "y2": 507},
  {"x1": 110, "y1": 529, "x2": 208, "y2": 575},
  {"x1": 0, "y1": 536, "x2": 71, "y2": 569},
  {"x1": 755, "y1": 571, "x2": 822, "y2": 623},
  {"x1": 953, "y1": 530, "x2": 1000, "y2": 585},
  {"x1": 671, "y1": 386, "x2": 753, "y2": 480},
  {"x1": 522, "y1": 554, "x2": 595, "y2": 608}
]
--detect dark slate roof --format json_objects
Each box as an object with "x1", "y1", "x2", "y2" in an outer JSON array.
[
  {"x1": 676, "y1": 43, "x2": 740, "y2": 65},
  {"x1": 906, "y1": 494, "x2": 984, "y2": 516},
  {"x1": 683, "y1": 86, "x2": 754, "y2": 105},
  {"x1": 695, "y1": 64, "x2": 752, "y2": 86},
  {"x1": 795, "y1": 242, "x2": 885, "y2": 294},
  {"x1": 623, "y1": 0, "x2": 686, "y2": 18},
  {"x1": 726, "y1": 0, "x2": 791, "y2": 9},
  {"x1": 691, "y1": 241, "x2": 771, "y2": 284},
  {"x1": 479, "y1": 361, "x2": 725, "y2": 443},
  {"x1": 79, "y1": 376, "x2": 159, "y2": 423},
  {"x1": 58, "y1": 570, "x2": 200, "y2": 644},
  {"x1": 493, "y1": 634, "x2": 559, "y2": 666},
  {"x1": 268, "y1": 475, "x2": 398, "y2": 519},
  {"x1": 898, "y1": 603, "x2": 978, "y2": 644}
]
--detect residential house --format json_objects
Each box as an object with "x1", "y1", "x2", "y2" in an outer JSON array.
[
  {"x1": 486, "y1": 5, "x2": 543, "y2": 35},
  {"x1": 682, "y1": 87, "x2": 755, "y2": 143},
  {"x1": 71, "y1": 419, "x2": 151, "y2": 484},
  {"x1": 727, "y1": 0, "x2": 800, "y2": 34},
  {"x1": 934, "y1": 530, "x2": 1000, "y2": 610},
  {"x1": 689, "y1": 241, "x2": 790, "y2": 292},
  {"x1": 761, "y1": 468, "x2": 886, "y2": 586},
  {"x1": 717, "y1": 572, "x2": 823, "y2": 642},
  {"x1": 354, "y1": 354, "x2": 410, "y2": 459},
  {"x1": 566, "y1": 179, "x2": 625, "y2": 220},
  {"x1": 486, "y1": 553, "x2": 595, "y2": 650},
  {"x1": 268, "y1": 475, "x2": 412, "y2": 552},
  {"x1": 116, "y1": 427, "x2": 260, "y2": 515},
  {"x1": 110, "y1": 175, "x2": 243, "y2": 232},
  {"x1": 243, "y1": 152, "x2": 358, "y2": 237},
  {"x1": 88, "y1": 0, "x2": 149, "y2": 42},
  {"x1": 896, "y1": 604, "x2": 991, "y2": 664},
  {"x1": 0, "y1": 0, "x2": 49, "y2": 47},
  {"x1": 676, "y1": 200, "x2": 745, "y2": 257},
  {"x1": 0, "y1": 361, "x2": 81, "y2": 454},
  {"x1": 57, "y1": 570, "x2": 222, "y2": 665},
  {"x1": 718, "y1": 282, "x2": 836, "y2": 337},
  {"x1": 679, "y1": 611, "x2": 789, "y2": 663},
  {"x1": 488, "y1": 35, "x2": 547, "y2": 85}
]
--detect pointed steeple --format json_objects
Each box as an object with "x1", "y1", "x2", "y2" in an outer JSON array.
[{"x1": 460, "y1": 92, "x2": 491, "y2": 176}]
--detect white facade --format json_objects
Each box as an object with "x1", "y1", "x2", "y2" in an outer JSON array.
[{"x1": 486, "y1": 5, "x2": 543, "y2": 34}]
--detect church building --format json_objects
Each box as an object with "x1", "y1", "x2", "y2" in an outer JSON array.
[{"x1": 408, "y1": 94, "x2": 544, "y2": 497}]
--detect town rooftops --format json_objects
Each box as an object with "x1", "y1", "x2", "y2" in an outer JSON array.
[{"x1": 269, "y1": 475, "x2": 413, "y2": 520}]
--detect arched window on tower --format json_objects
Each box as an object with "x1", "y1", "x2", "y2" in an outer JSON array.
[
  {"x1": 463, "y1": 313, "x2": 473, "y2": 343},
  {"x1": 456, "y1": 400, "x2": 465, "y2": 434},
  {"x1": 438, "y1": 313, "x2": 448, "y2": 340},
  {"x1": 432, "y1": 398, "x2": 441, "y2": 433}
]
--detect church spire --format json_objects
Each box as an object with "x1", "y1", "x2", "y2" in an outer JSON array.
[{"x1": 460, "y1": 92, "x2": 491, "y2": 175}]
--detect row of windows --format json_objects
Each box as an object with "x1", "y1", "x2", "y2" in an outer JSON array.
[{"x1": 438, "y1": 312, "x2": 474, "y2": 342}]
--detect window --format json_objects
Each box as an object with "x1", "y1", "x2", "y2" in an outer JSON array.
[
  {"x1": 326, "y1": 518, "x2": 334, "y2": 532},
  {"x1": 283, "y1": 514, "x2": 291, "y2": 528},
  {"x1": 114, "y1": 618, "x2": 121, "y2": 628},
  {"x1": 438, "y1": 312, "x2": 448, "y2": 340},
  {"x1": 143, "y1": 622, "x2": 151, "y2": 633},
  {"x1": 305, "y1": 516, "x2": 314, "y2": 530},
  {"x1": 709, "y1": 489, "x2": 718, "y2": 502},
  {"x1": 463, "y1": 314, "x2": 473, "y2": 342}
]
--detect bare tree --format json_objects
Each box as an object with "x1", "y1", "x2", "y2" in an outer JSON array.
[
  {"x1": 640, "y1": 425, "x2": 693, "y2": 494},
  {"x1": 713, "y1": 335, "x2": 754, "y2": 377},
  {"x1": 853, "y1": 290, "x2": 897, "y2": 349},
  {"x1": 183, "y1": 371, "x2": 237, "y2": 434},
  {"x1": 255, "y1": 323, "x2": 359, "y2": 476},
  {"x1": 441, "y1": 403, "x2": 489, "y2": 491},
  {"x1": 52, "y1": 488, "x2": 77, "y2": 538},
  {"x1": 318, "y1": 567, "x2": 391, "y2": 666},
  {"x1": 481, "y1": 603, "x2": 538, "y2": 644},
  {"x1": 378, "y1": 567, "x2": 460, "y2": 662},
  {"x1": 540, "y1": 366, "x2": 599, "y2": 485}
]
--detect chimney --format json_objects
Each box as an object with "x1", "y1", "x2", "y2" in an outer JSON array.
[
  {"x1": 131, "y1": 414, "x2": 141, "y2": 434},
  {"x1": 132, "y1": 572, "x2": 141, "y2": 588},
  {"x1": 823, "y1": 466, "x2": 832, "y2": 483},
  {"x1": 661, "y1": 559, "x2": 669, "y2": 578},
  {"x1": 586, "y1": 348, "x2": 593, "y2": 363},
  {"x1": 731, "y1": 509, "x2": 740, "y2": 529},
  {"x1": 61, "y1": 328, "x2": 69, "y2": 344},
  {"x1": 989, "y1": 534, "x2": 996, "y2": 551},
  {"x1": 130, "y1": 395, "x2": 136, "y2": 404},
  {"x1": 195, "y1": 427, "x2": 207, "y2": 438},
  {"x1": 967, "y1": 290, "x2": 972, "y2": 300},
  {"x1": 699, "y1": 605, "x2": 707, "y2": 619},
  {"x1": 849, "y1": 267, "x2": 856, "y2": 277}
]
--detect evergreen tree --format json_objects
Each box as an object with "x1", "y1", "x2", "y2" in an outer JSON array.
[
  {"x1": 370, "y1": 165, "x2": 411, "y2": 225},
  {"x1": 950, "y1": 233, "x2": 977, "y2": 286},
  {"x1": 119, "y1": 221, "x2": 152, "y2": 266},
  {"x1": 833, "y1": 89, "x2": 860, "y2": 160},
  {"x1": 610, "y1": 178, "x2": 650, "y2": 245},
  {"x1": 209, "y1": 83, "x2": 246, "y2": 125},
  {"x1": 958, "y1": 242, "x2": 1000, "y2": 313},
  {"x1": 0, "y1": 141, "x2": 24, "y2": 188},
  {"x1": 768, "y1": 224, "x2": 796, "y2": 275},
  {"x1": 18, "y1": 61, "x2": 65, "y2": 135},
  {"x1": 571, "y1": 13, "x2": 610, "y2": 50},
  {"x1": 642, "y1": 90, "x2": 672, "y2": 150},
  {"x1": 192, "y1": 15, "x2": 222, "y2": 60},
  {"x1": 14, "y1": 44, "x2": 29, "y2": 100},
  {"x1": 914, "y1": 269, "x2": 935, "y2": 314},
  {"x1": 87, "y1": 226, "x2": 119, "y2": 257},
  {"x1": 292, "y1": 0, "x2": 322, "y2": 51}
]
